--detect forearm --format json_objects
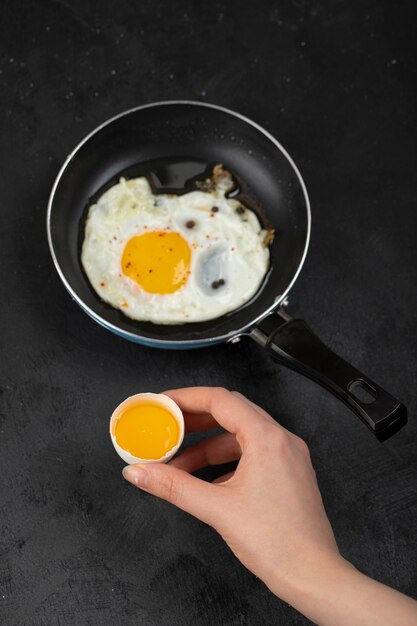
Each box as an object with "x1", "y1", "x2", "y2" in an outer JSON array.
[{"x1": 266, "y1": 554, "x2": 417, "y2": 626}]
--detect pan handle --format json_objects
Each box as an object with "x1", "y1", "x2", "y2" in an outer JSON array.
[{"x1": 250, "y1": 311, "x2": 407, "y2": 441}]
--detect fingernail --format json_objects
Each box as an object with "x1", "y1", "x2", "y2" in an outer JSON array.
[{"x1": 122, "y1": 465, "x2": 149, "y2": 489}]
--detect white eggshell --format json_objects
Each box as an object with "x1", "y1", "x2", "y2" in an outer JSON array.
[{"x1": 110, "y1": 392, "x2": 184, "y2": 464}]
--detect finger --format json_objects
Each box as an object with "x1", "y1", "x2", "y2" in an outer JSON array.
[
  {"x1": 122, "y1": 462, "x2": 220, "y2": 525},
  {"x1": 231, "y1": 391, "x2": 296, "y2": 438},
  {"x1": 163, "y1": 387, "x2": 271, "y2": 437},
  {"x1": 183, "y1": 411, "x2": 218, "y2": 434},
  {"x1": 230, "y1": 391, "x2": 277, "y2": 425},
  {"x1": 169, "y1": 433, "x2": 241, "y2": 473},
  {"x1": 212, "y1": 471, "x2": 235, "y2": 484}
]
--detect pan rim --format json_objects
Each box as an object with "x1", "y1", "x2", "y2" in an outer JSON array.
[{"x1": 46, "y1": 99, "x2": 311, "y2": 347}]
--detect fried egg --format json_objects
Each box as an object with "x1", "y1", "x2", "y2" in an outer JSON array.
[{"x1": 81, "y1": 165, "x2": 271, "y2": 324}]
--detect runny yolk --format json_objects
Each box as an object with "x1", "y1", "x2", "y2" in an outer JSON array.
[
  {"x1": 122, "y1": 231, "x2": 191, "y2": 294},
  {"x1": 114, "y1": 403, "x2": 179, "y2": 460}
]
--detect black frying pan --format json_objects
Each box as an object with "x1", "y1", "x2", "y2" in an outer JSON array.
[{"x1": 47, "y1": 101, "x2": 407, "y2": 441}]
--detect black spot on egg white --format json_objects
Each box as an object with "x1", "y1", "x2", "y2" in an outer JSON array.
[
  {"x1": 235, "y1": 206, "x2": 245, "y2": 215},
  {"x1": 211, "y1": 279, "x2": 225, "y2": 289},
  {"x1": 186, "y1": 220, "x2": 196, "y2": 229}
]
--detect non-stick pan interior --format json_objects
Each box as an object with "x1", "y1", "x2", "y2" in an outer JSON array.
[{"x1": 48, "y1": 102, "x2": 310, "y2": 344}]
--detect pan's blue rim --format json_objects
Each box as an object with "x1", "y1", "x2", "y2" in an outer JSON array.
[
  {"x1": 81, "y1": 304, "x2": 224, "y2": 349},
  {"x1": 46, "y1": 100, "x2": 311, "y2": 347}
]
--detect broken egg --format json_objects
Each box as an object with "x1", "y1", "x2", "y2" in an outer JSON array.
[{"x1": 110, "y1": 393, "x2": 184, "y2": 464}]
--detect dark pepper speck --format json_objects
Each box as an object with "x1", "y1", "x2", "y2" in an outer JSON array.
[
  {"x1": 211, "y1": 206, "x2": 219, "y2": 213},
  {"x1": 211, "y1": 279, "x2": 226, "y2": 289},
  {"x1": 186, "y1": 220, "x2": 196, "y2": 229},
  {"x1": 236, "y1": 206, "x2": 245, "y2": 215}
]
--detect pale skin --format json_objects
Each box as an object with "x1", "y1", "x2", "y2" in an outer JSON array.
[{"x1": 122, "y1": 387, "x2": 417, "y2": 626}]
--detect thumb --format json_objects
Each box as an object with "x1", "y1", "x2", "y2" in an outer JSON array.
[{"x1": 122, "y1": 463, "x2": 220, "y2": 524}]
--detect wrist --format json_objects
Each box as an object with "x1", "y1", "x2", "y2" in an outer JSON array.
[
  {"x1": 264, "y1": 551, "x2": 358, "y2": 624},
  {"x1": 264, "y1": 552, "x2": 417, "y2": 626}
]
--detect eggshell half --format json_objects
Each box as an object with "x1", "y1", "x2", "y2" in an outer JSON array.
[{"x1": 110, "y1": 392, "x2": 184, "y2": 464}]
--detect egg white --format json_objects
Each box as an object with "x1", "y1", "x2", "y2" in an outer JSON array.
[{"x1": 81, "y1": 172, "x2": 270, "y2": 323}]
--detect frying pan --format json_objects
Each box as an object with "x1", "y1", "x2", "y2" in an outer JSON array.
[{"x1": 47, "y1": 100, "x2": 407, "y2": 441}]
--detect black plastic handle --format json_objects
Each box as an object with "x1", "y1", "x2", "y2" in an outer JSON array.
[{"x1": 251, "y1": 312, "x2": 407, "y2": 441}]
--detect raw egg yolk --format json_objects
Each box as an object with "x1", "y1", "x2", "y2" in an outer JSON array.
[
  {"x1": 122, "y1": 231, "x2": 191, "y2": 294},
  {"x1": 114, "y1": 403, "x2": 179, "y2": 460}
]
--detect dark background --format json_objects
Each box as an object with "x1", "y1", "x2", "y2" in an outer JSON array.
[{"x1": 1, "y1": 1, "x2": 416, "y2": 624}]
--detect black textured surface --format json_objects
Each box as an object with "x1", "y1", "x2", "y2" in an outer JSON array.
[{"x1": 1, "y1": 1, "x2": 416, "y2": 625}]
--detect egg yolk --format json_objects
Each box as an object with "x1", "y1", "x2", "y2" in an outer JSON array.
[
  {"x1": 122, "y1": 231, "x2": 191, "y2": 294},
  {"x1": 114, "y1": 403, "x2": 179, "y2": 460}
]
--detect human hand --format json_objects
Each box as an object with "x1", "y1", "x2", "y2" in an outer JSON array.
[
  {"x1": 122, "y1": 387, "x2": 417, "y2": 625},
  {"x1": 122, "y1": 387, "x2": 340, "y2": 595}
]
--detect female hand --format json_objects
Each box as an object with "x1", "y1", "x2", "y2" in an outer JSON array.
[{"x1": 122, "y1": 387, "x2": 417, "y2": 626}]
